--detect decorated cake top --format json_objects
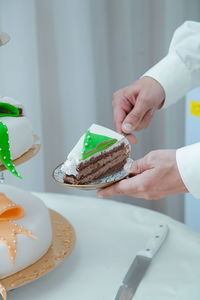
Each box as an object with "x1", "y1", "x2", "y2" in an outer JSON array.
[
  {"x1": 81, "y1": 130, "x2": 117, "y2": 160},
  {"x1": 0, "y1": 102, "x2": 20, "y2": 118},
  {"x1": 0, "y1": 101, "x2": 23, "y2": 179},
  {"x1": 0, "y1": 96, "x2": 23, "y2": 109},
  {"x1": 0, "y1": 96, "x2": 23, "y2": 117},
  {"x1": 62, "y1": 124, "x2": 127, "y2": 175}
]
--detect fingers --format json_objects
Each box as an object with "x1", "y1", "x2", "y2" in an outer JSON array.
[
  {"x1": 98, "y1": 178, "x2": 134, "y2": 197},
  {"x1": 124, "y1": 158, "x2": 147, "y2": 174},
  {"x1": 113, "y1": 77, "x2": 165, "y2": 135},
  {"x1": 112, "y1": 89, "x2": 136, "y2": 134},
  {"x1": 125, "y1": 134, "x2": 138, "y2": 144},
  {"x1": 98, "y1": 173, "x2": 147, "y2": 198},
  {"x1": 113, "y1": 108, "x2": 127, "y2": 133},
  {"x1": 133, "y1": 108, "x2": 155, "y2": 131},
  {"x1": 122, "y1": 95, "x2": 151, "y2": 133},
  {"x1": 97, "y1": 158, "x2": 148, "y2": 197},
  {"x1": 112, "y1": 92, "x2": 138, "y2": 142}
]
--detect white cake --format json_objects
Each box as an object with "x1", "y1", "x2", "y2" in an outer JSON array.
[
  {"x1": 0, "y1": 97, "x2": 34, "y2": 176},
  {"x1": 0, "y1": 184, "x2": 52, "y2": 279},
  {"x1": 61, "y1": 124, "x2": 130, "y2": 184},
  {"x1": 1, "y1": 117, "x2": 34, "y2": 162}
]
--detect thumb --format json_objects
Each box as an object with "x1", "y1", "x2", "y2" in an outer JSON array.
[
  {"x1": 122, "y1": 96, "x2": 149, "y2": 133},
  {"x1": 124, "y1": 158, "x2": 147, "y2": 174}
]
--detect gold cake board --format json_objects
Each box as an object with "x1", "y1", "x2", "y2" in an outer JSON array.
[{"x1": 1, "y1": 209, "x2": 76, "y2": 292}]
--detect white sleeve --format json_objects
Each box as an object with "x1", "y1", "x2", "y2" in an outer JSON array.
[
  {"x1": 143, "y1": 21, "x2": 200, "y2": 199},
  {"x1": 176, "y1": 143, "x2": 200, "y2": 199},
  {"x1": 143, "y1": 21, "x2": 200, "y2": 108}
]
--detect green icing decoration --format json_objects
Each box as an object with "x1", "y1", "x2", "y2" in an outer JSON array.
[
  {"x1": 0, "y1": 103, "x2": 19, "y2": 118},
  {"x1": 0, "y1": 122, "x2": 22, "y2": 179},
  {"x1": 81, "y1": 130, "x2": 117, "y2": 160},
  {"x1": 0, "y1": 103, "x2": 22, "y2": 179}
]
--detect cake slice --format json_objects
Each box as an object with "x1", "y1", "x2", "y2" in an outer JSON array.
[{"x1": 61, "y1": 124, "x2": 130, "y2": 184}]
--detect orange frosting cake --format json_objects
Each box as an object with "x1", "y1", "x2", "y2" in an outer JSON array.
[{"x1": 0, "y1": 185, "x2": 52, "y2": 300}]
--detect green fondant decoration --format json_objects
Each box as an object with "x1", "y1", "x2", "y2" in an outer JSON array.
[
  {"x1": 0, "y1": 102, "x2": 22, "y2": 178},
  {"x1": 0, "y1": 121, "x2": 22, "y2": 180},
  {"x1": 81, "y1": 130, "x2": 117, "y2": 160},
  {"x1": 0, "y1": 103, "x2": 19, "y2": 118}
]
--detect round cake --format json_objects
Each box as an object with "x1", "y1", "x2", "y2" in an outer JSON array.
[
  {"x1": 0, "y1": 96, "x2": 34, "y2": 178},
  {"x1": 0, "y1": 184, "x2": 52, "y2": 280}
]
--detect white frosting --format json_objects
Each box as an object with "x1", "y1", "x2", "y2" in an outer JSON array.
[
  {"x1": 0, "y1": 117, "x2": 34, "y2": 164},
  {"x1": 0, "y1": 96, "x2": 33, "y2": 166},
  {"x1": 0, "y1": 96, "x2": 23, "y2": 109},
  {"x1": 61, "y1": 124, "x2": 129, "y2": 176},
  {"x1": 0, "y1": 184, "x2": 52, "y2": 279}
]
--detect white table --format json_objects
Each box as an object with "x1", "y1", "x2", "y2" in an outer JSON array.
[{"x1": 8, "y1": 193, "x2": 200, "y2": 300}]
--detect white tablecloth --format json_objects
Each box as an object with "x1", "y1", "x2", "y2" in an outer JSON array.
[{"x1": 8, "y1": 192, "x2": 200, "y2": 300}]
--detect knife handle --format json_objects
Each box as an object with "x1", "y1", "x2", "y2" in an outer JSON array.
[{"x1": 138, "y1": 224, "x2": 169, "y2": 259}]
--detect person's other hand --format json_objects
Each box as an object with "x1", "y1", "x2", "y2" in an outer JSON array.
[
  {"x1": 112, "y1": 77, "x2": 165, "y2": 144},
  {"x1": 98, "y1": 150, "x2": 188, "y2": 200}
]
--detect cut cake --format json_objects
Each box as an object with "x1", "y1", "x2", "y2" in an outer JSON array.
[{"x1": 61, "y1": 124, "x2": 130, "y2": 184}]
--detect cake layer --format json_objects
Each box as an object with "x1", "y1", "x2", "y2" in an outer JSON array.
[
  {"x1": 78, "y1": 142, "x2": 128, "y2": 171},
  {"x1": 0, "y1": 185, "x2": 52, "y2": 279},
  {"x1": 77, "y1": 144, "x2": 129, "y2": 178},
  {"x1": 0, "y1": 116, "x2": 34, "y2": 165},
  {"x1": 63, "y1": 143, "x2": 129, "y2": 184},
  {"x1": 64, "y1": 158, "x2": 128, "y2": 184}
]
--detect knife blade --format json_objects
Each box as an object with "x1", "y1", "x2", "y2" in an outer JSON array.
[{"x1": 115, "y1": 224, "x2": 169, "y2": 300}]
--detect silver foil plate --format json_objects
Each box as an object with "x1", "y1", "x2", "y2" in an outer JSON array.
[{"x1": 52, "y1": 158, "x2": 133, "y2": 190}]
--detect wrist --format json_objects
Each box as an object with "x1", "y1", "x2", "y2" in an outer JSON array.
[
  {"x1": 142, "y1": 76, "x2": 166, "y2": 109},
  {"x1": 142, "y1": 53, "x2": 192, "y2": 108}
]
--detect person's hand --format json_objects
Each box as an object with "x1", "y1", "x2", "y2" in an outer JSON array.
[
  {"x1": 112, "y1": 76, "x2": 165, "y2": 144},
  {"x1": 98, "y1": 150, "x2": 188, "y2": 200}
]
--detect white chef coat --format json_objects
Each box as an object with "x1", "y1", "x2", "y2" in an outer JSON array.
[{"x1": 143, "y1": 21, "x2": 200, "y2": 198}]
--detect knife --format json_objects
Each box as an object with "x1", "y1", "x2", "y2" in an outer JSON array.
[{"x1": 115, "y1": 224, "x2": 169, "y2": 300}]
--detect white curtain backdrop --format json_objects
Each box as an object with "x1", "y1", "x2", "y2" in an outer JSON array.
[{"x1": 0, "y1": 0, "x2": 200, "y2": 222}]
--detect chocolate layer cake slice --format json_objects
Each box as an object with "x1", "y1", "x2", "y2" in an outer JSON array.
[{"x1": 61, "y1": 124, "x2": 130, "y2": 184}]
